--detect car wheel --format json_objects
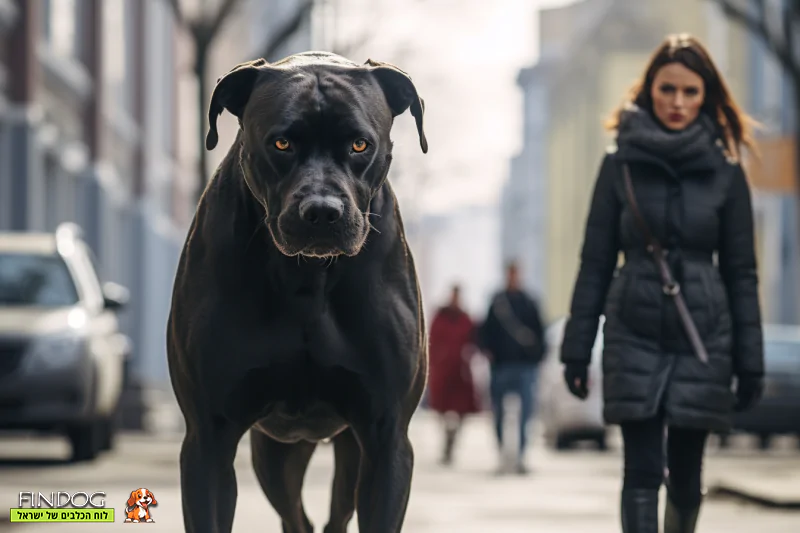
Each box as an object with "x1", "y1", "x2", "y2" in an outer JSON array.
[
  {"x1": 555, "y1": 435, "x2": 572, "y2": 451},
  {"x1": 98, "y1": 417, "x2": 116, "y2": 452},
  {"x1": 758, "y1": 433, "x2": 772, "y2": 451},
  {"x1": 68, "y1": 422, "x2": 101, "y2": 463}
]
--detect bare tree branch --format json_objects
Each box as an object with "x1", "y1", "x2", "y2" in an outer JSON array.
[
  {"x1": 164, "y1": 0, "x2": 240, "y2": 46},
  {"x1": 259, "y1": 0, "x2": 314, "y2": 60},
  {"x1": 166, "y1": 0, "x2": 184, "y2": 27},
  {"x1": 784, "y1": 4, "x2": 796, "y2": 67},
  {"x1": 208, "y1": 0, "x2": 240, "y2": 41},
  {"x1": 712, "y1": 0, "x2": 800, "y2": 79}
]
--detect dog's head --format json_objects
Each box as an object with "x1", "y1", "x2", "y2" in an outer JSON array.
[
  {"x1": 126, "y1": 488, "x2": 156, "y2": 509},
  {"x1": 205, "y1": 52, "x2": 427, "y2": 258}
]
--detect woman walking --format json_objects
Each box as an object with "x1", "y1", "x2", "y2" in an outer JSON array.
[
  {"x1": 427, "y1": 284, "x2": 481, "y2": 465},
  {"x1": 560, "y1": 34, "x2": 764, "y2": 533}
]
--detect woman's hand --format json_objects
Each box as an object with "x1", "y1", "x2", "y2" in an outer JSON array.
[
  {"x1": 734, "y1": 375, "x2": 764, "y2": 412},
  {"x1": 563, "y1": 364, "x2": 589, "y2": 400}
]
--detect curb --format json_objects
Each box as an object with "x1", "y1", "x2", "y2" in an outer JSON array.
[{"x1": 707, "y1": 484, "x2": 800, "y2": 510}]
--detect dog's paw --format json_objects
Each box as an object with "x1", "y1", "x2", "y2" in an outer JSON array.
[{"x1": 146, "y1": 519, "x2": 155, "y2": 523}]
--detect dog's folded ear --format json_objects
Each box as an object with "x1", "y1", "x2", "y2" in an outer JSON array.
[
  {"x1": 365, "y1": 59, "x2": 428, "y2": 154},
  {"x1": 206, "y1": 58, "x2": 268, "y2": 151}
]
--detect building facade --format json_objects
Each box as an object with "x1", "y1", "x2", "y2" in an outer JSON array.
[
  {"x1": 500, "y1": 0, "x2": 604, "y2": 309},
  {"x1": 744, "y1": 1, "x2": 799, "y2": 325},
  {"x1": 500, "y1": 63, "x2": 551, "y2": 303},
  {"x1": 0, "y1": 0, "x2": 18, "y2": 207}
]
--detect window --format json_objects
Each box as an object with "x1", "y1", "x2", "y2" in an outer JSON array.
[
  {"x1": 41, "y1": 0, "x2": 83, "y2": 60},
  {"x1": 104, "y1": 0, "x2": 135, "y2": 114},
  {"x1": 0, "y1": 253, "x2": 79, "y2": 307}
]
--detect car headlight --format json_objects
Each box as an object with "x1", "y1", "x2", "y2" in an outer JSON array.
[{"x1": 23, "y1": 333, "x2": 86, "y2": 372}]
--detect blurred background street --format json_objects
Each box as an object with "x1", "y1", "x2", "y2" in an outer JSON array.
[{"x1": 0, "y1": 0, "x2": 799, "y2": 530}]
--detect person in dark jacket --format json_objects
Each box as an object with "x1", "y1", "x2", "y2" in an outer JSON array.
[
  {"x1": 481, "y1": 261, "x2": 546, "y2": 475},
  {"x1": 560, "y1": 34, "x2": 764, "y2": 533}
]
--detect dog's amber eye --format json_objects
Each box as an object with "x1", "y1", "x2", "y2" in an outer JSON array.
[
  {"x1": 352, "y1": 139, "x2": 368, "y2": 153},
  {"x1": 275, "y1": 138, "x2": 290, "y2": 151}
]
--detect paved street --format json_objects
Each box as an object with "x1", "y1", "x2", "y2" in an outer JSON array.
[{"x1": 0, "y1": 411, "x2": 798, "y2": 532}]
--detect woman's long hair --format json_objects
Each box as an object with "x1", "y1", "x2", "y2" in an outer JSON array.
[{"x1": 605, "y1": 33, "x2": 758, "y2": 160}]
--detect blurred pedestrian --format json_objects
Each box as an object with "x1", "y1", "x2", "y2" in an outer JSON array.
[
  {"x1": 427, "y1": 284, "x2": 480, "y2": 466},
  {"x1": 481, "y1": 261, "x2": 546, "y2": 475},
  {"x1": 560, "y1": 33, "x2": 764, "y2": 533}
]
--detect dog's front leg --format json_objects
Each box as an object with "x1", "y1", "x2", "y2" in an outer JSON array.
[
  {"x1": 353, "y1": 415, "x2": 414, "y2": 533},
  {"x1": 180, "y1": 418, "x2": 244, "y2": 533}
]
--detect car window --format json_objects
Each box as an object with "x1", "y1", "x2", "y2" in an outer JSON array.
[
  {"x1": 0, "y1": 253, "x2": 80, "y2": 307},
  {"x1": 765, "y1": 340, "x2": 800, "y2": 368}
]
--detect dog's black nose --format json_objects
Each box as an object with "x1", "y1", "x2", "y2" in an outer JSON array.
[{"x1": 299, "y1": 196, "x2": 344, "y2": 225}]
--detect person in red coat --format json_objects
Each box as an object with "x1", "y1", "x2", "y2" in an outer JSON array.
[{"x1": 427, "y1": 284, "x2": 480, "y2": 465}]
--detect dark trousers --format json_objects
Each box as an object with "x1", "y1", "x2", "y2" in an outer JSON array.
[
  {"x1": 621, "y1": 412, "x2": 708, "y2": 508},
  {"x1": 490, "y1": 362, "x2": 538, "y2": 458}
]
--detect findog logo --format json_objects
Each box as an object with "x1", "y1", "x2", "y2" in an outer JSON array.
[
  {"x1": 124, "y1": 488, "x2": 157, "y2": 523},
  {"x1": 11, "y1": 491, "x2": 114, "y2": 523}
]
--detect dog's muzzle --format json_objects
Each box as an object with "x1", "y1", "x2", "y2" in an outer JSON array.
[{"x1": 275, "y1": 193, "x2": 366, "y2": 258}]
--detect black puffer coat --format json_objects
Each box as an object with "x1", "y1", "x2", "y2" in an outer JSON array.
[{"x1": 560, "y1": 109, "x2": 764, "y2": 432}]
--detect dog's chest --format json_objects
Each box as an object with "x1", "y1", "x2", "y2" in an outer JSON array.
[{"x1": 222, "y1": 351, "x2": 369, "y2": 426}]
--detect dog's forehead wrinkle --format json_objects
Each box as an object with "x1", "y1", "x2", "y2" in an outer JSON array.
[
  {"x1": 248, "y1": 73, "x2": 315, "y2": 129},
  {"x1": 247, "y1": 71, "x2": 386, "y2": 145}
]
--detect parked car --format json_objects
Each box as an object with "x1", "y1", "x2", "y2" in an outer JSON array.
[
  {"x1": 0, "y1": 223, "x2": 131, "y2": 462},
  {"x1": 718, "y1": 323, "x2": 800, "y2": 449},
  {"x1": 538, "y1": 316, "x2": 607, "y2": 450}
]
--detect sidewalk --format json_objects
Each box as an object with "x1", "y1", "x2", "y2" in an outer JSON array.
[
  {"x1": 137, "y1": 392, "x2": 800, "y2": 508},
  {"x1": 1, "y1": 408, "x2": 798, "y2": 532}
]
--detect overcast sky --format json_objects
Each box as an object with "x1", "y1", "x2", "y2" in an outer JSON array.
[{"x1": 325, "y1": 0, "x2": 576, "y2": 216}]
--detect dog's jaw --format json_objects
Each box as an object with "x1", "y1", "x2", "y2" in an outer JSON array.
[{"x1": 267, "y1": 213, "x2": 370, "y2": 260}]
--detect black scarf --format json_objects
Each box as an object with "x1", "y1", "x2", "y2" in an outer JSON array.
[{"x1": 615, "y1": 104, "x2": 720, "y2": 166}]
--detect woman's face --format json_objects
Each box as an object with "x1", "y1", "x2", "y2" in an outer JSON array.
[{"x1": 650, "y1": 62, "x2": 705, "y2": 131}]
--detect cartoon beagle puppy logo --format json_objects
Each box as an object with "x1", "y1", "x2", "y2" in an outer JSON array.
[{"x1": 124, "y1": 488, "x2": 157, "y2": 523}]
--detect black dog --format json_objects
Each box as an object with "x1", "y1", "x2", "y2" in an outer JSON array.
[{"x1": 167, "y1": 52, "x2": 429, "y2": 533}]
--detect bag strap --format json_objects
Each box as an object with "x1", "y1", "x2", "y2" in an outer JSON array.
[
  {"x1": 492, "y1": 293, "x2": 538, "y2": 349},
  {"x1": 621, "y1": 164, "x2": 709, "y2": 365}
]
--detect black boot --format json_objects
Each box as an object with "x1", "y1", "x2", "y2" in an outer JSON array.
[
  {"x1": 664, "y1": 491, "x2": 702, "y2": 533},
  {"x1": 621, "y1": 489, "x2": 659, "y2": 533}
]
